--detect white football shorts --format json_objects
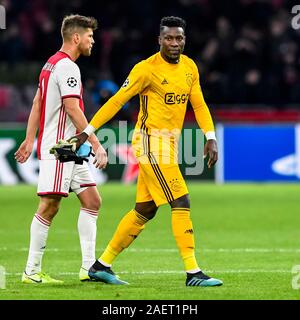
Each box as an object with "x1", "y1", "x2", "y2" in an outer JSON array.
[{"x1": 37, "y1": 160, "x2": 96, "y2": 197}]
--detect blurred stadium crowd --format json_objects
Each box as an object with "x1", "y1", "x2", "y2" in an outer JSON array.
[{"x1": 0, "y1": 0, "x2": 300, "y2": 122}]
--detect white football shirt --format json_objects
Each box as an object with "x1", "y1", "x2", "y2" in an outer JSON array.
[{"x1": 37, "y1": 51, "x2": 84, "y2": 159}]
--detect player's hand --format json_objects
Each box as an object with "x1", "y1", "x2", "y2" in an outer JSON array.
[
  {"x1": 93, "y1": 145, "x2": 108, "y2": 169},
  {"x1": 68, "y1": 132, "x2": 89, "y2": 150},
  {"x1": 14, "y1": 140, "x2": 34, "y2": 163},
  {"x1": 204, "y1": 139, "x2": 218, "y2": 169},
  {"x1": 90, "y1": 139, "x2": 101, "y2": 154}
]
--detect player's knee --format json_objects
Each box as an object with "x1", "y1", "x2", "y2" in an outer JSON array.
[
  {"x1": 93, "y1": 194, "x2": 102, "y2": 211},
  {"x1": 82, "y1": 194, "x2": 101, "y2": 211},
  {"x1": 170, "y1": 194, "x2": 190, "y2": 209},
  {"x1": 135, "y1": 202, "x2": 158, "y2": 220},
  {"x1": 47, "y1": 199, "x2": 59, "y2": 210},
  {"x1": 38, "y1": 198, "x2": 61, "y2": 221},
  {"x1": 141, "y1": 209, "x2": 157, "y2": 220},
  {"x1": 46, "y1": 202, "x2": 60, "y2": 216}
]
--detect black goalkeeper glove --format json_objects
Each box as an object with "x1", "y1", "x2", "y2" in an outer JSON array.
[{"x1": 50, "y1": 139, "x2": 93, "y2": 165}]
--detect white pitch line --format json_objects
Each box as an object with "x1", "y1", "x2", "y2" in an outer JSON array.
[
  {"x1": 0, "y1": 247, "x2": 300, "y2": 253},
  {"x1": 5, "y1": 269, "x2": 291, "y2": 276}
]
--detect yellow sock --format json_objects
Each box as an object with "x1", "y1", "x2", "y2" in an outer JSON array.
[
  {"x1": 171, "y1": 208, "x2": 199, "y2": 272},
  {"x1": 99, "y1": 209, "x2": 148, "y2": 265}
]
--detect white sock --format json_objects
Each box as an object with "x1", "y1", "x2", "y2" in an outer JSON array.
[
  {"x1": 186, "y1": 268, "x2": 201, "y2": 274},
  {"x1": 25, "y1": 214, "x2": 51, "y2": 275},
  {"x1": 78, "y1": 208, "x2": 98, "y2": 270}
]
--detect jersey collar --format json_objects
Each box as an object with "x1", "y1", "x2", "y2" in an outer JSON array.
[
  {"x1": 158, "y1": 51, "x2": 181, "y2": 66},
  {"x1": 58, "y1": 51, "x2": 74, "y2": 61}
]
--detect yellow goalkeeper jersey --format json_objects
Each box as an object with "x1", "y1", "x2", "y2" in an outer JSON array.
[{"x1": 90, "y1": 52, "x2": 214, "y2": 145}]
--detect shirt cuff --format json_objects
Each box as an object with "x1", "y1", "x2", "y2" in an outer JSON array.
[
  {"x1": 205, "y1": 131, "x2": 217, "y2": 141},
  {"x1": 83, "y1": 124, "x2": 96, "y2": 136}
]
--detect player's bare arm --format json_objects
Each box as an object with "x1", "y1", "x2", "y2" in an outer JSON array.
[
  {"x1": 70, "y1": 131, "x2": 89, "y2": 149},
  {"x1": 63, "y1": 97, "x2": 107, "y2": 168},
  {"x1": 14, "y1": 88, "x2": 41, "y2": 163},
  {"x1": 76, "y1": 64, "x2": 149, "y2": 167},
  {"x1": 204, "y1": 139, "x2": 218, "y2": 169}
]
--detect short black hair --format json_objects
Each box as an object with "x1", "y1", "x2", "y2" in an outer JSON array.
[{"x1": 160, "y1": 16, "x2": 186, "y2": 32}]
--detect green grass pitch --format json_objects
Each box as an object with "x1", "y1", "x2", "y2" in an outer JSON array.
[{"x1": 0, "y1": 183, "x2": 299, "y2": 300}]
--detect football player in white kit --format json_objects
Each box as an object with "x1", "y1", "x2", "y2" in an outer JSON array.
[{"x1": 15, "y1": 15, "x2": 107, "y2": 283}]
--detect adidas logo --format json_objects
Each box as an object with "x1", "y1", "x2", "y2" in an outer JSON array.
[
  {"x1": 161, "y1": 78, "x2": 168, "y2": 85},
  {"x1": 184, "y1": 229, "x2": 194, "y2": 234}
]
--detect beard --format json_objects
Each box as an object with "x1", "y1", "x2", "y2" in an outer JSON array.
[{"x1": 79, "y1": 43, "x2": 92, "y2": 56}]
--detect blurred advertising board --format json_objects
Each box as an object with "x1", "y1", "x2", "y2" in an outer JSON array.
[
  {"x1": 216, "y1": 124, "x2": 300, "y2": 183},
  {"x1": 0, "y1": 124, "x2": 213, "y2": 185}
]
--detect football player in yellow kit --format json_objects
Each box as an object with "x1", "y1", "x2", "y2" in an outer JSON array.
[{"x1": 72, "y1": 16, "x2": 222, "y2": 287}]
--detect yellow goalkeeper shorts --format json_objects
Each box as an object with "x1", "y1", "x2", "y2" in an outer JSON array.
[{"x1": 133, "y1": 133, "x2": 188, "y2": 206}]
